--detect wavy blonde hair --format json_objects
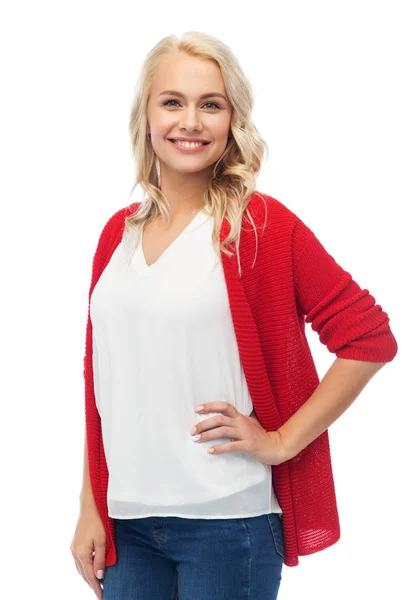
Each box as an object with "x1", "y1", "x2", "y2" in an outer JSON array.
[{"x1": 124, "y1": 31, "x2": 269, "y2": 277}]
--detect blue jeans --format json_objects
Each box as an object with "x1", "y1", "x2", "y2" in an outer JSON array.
[{"x1": 102, "y1": 513, "x2": 284, "y2": 599}]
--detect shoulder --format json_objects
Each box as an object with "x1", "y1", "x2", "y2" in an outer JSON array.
[
  {"x1": 247, "y1": 191, "x2": 302, "y2": 230},
  {"x1": 246, "y1": 191, "x2": 313, "y2": 245},
  {"x1": 244, "y1": 192, "x2": 320, "y2": 265},
  {"x1": 100, "y1": 202, "x2": 139, "y2": 238},
  {"x1": 90, "y1": 203, "x2": 137, "y2": 263}
]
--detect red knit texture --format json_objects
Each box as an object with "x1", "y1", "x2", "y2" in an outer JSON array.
[{"x1": 83, "y1": 192, "x2": 398, "y2": 568}]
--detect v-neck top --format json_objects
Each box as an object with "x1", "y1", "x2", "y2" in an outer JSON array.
[{"x1": 89, "y1": 204, "x2": 280, "y2": 519}]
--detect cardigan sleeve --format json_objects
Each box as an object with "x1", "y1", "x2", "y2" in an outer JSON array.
[{"x1": 292, "y1": 217, "x2": 398, "y2": 362}]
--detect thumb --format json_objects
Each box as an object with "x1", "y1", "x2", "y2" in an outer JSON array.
[{"x1": 94, "y1": 543, "x2": 106, "y2": 580}]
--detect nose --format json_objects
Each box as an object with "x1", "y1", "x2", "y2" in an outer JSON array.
[{"x1": 179, "y1": 106, "x2": 202, "y2": 132}]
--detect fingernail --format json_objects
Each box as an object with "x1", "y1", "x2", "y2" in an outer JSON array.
[
  {"x1": 97, "y1": 569, "x2": 104, "y2": 579},
  {"x1": 194, "y1": 405, "x2": 204, "y2": 412}
]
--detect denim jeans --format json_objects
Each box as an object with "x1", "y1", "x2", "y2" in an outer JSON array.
[{"x1": 102, "y1": 512, "x2": 284, "y2": 599}]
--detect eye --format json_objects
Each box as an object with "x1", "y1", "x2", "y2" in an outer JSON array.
[
  {"x1": 163, "y1": 100, "x2": 221, "y2": 110},
  {"x1": 204, "y1": 102, "x2": 221, "y2": 110}
]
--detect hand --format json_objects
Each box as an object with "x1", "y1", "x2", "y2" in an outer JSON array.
[
  {"x1": 70, "y1": 509, "x2": 106, "y2": 599},
  {"x1": 190, "y1": 401, "x2": 286, "y2": 466}
]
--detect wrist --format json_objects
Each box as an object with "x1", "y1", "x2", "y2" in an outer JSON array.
[{"x1": 267, "y1": 430, "x2": 292, "y2": 465}]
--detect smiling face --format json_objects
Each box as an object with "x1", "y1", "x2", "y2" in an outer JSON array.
[{"x1": 146, "y1": 53, "x2": 233, "y2": 178}]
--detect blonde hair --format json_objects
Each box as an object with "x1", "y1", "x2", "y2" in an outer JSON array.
[{"x1": 124, "y1": 31, "x2": 269, "y2": 277}]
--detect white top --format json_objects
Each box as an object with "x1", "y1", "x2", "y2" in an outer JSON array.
[{"x1": 90, "y1": 205, "x2": 282, "y2": 519}]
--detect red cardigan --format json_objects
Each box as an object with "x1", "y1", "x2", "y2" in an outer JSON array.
[{"x1": 83, "y1": 192, "x2": 398, "y2": 567}]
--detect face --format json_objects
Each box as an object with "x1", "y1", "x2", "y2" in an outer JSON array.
[{"x1": 146, "y1": 54, "x2": 233, "y2": 177}]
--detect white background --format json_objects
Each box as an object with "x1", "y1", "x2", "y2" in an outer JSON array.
[{"x1": 1, "y1": 1, "x2": 410, "y2": 598}]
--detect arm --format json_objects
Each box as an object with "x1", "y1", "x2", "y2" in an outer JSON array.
[
  {"x1": 79, "y1": 210, "x2": 118, "y2": 514},
  {"x1": 274, "y1": 357, "x2": 386, "y2": 461},
  {"x1": 292, "y1": 218, "x2": 398, "y2": 362},
  {"x1": 79, "y1": 430, "x2": 99, "y2": 514},
  {"x1": 271, "y1": 217, "x2": 398, "y2": 463}
]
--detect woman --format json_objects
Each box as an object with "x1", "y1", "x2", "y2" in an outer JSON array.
[{"x1": 70, "y1": 31, "x2": 398, "y2": 600}]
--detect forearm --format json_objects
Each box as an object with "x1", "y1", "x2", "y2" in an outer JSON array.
[
  {"x1": 275, "y1": 357, "x2": 387, "y2": 462},
  {"x1": 79, "y1": 431, "x2": 99, "y2": 513}
]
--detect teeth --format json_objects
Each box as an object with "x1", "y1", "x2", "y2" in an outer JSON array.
[{"x1": 173, "y1": 140, "x2": 205, "y2": 148}]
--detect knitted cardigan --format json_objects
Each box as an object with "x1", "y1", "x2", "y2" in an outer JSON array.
[{"x1": 83, "y1": 191, "x2": 398, "y2": 567}]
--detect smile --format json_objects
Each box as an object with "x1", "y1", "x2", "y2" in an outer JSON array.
[{"x1": 168, "y1": 139, "x2": 211, "y2": 153}]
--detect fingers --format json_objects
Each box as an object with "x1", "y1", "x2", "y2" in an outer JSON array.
[
  {"x1": 80, "y1": 554, "x2": 104, "y2": 600},
  {"x1": 71, "y1": 545, "x2": 105, "y2": 600},
  {"x1": 192, "y1": 424, "x2": 235, "y2": 443},
  {"x1": 93, "y1": 541, "x2": 107, "y2": 590}
]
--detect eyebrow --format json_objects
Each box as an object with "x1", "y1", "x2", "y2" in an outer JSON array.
[{"x1": 158, "y1": 90, "x2": 228, "y2": 101}]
